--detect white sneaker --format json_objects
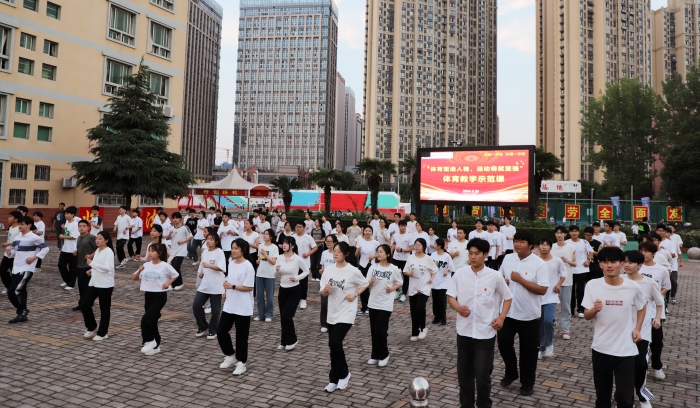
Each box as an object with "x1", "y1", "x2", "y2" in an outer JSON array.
[
  {"x1": 357, "y1": 310, "x2": 365, "y2": 316},
  {"x1": 277, "y1": 345, "x2": 285, "y2": 350},
  {"x1": 320, "y1": 327, "x2": 328, "y2": 333},
  {"x1": 173, "y1": 285, "x2": 184, "y2": 291},
  {"x1": 578, "y1": 312, "x2": 584, "y2": 318},
  {"x1": 165, "y1": 286, "x2": 173, "y2": 291},
  {"x1": 378, "y1": 356, "x2": 390, "y2": 367},
  {"x1": 265, "y1": 318, "x2": 272, "y2": 322},
  {"x1": 418, "y1": 328, "x2": 428, "y2": 340},
  {"x1": 205, "y1": 308, "x2": 212, "y2": 314},
  {"x1": 337, "y1": 372, "x2": 351, "y2": 389},
  {"x1": 640, "y1": 401, "x2": 652, "y2": 408},
  {"x1": 655, "y1": 369, "x2": 666, "y2": 380},
  {"x1": 544, "y1": 345, "x2": 554, "y2": 357},
  {"x1": 562, "y1": 333, "x2": 571, "y2": 340},
  {"x1": 35, "y1": 268, "x2": 42, "y2": 272},
  {"x1": 207, "y1": 333, "x2": 217, "y2": 340},
  {"x1": 394, "y1": 291, "x2": 400, "y2": 300},
  {"x1": 84, "y1": 330, "x2": 97, "y2": 338},
  {"x1": 232, "y1": 362, "x2": 246, "y2": 376},
  {"x1": 196, "y1": 330, "x2": 207, "y2": 338},
  {"x1": 538, "y1": 351, "x2": 543, "y2": 360},
  {"x1": 367, "y1": 359, "x2": 378, "y2": 365},
  {"x1": 120, "y1": 259, "x2": 128, "y2": 266},
  {"x1": 299, "y1": 300, "x2": 307, "y2": 309},
  {"x1": 400, "y1": 295, "x2": 406, "y2": 302},
  {"x1": 254, "y1": 317, "x2": 260, "y2": 321},
  {"x1": 671, "y1": 298, "x2": 677, "y2": 304},
  {"x1": 285, "y1": 342, "x2": 297, "y2": 351},
  {"x1": 220, "y1": 355, "x2": 237, "y2": 369},
  {"x1": 324, "y1": 383, "x2": 337, "y2": 393},
  {"x1": 410, "y1": 336, "x2": 418, "y2": 342},
  {"x1": 1, "y1": 289, "x2": 6, "y2": 294},
  {"x1": 141, "y1": 340, "x2": 157, "y2": 353},
  {"x1": 93, "y1": 335, "x2": 108, "y2": 341},
  {"x1": 144, "y1": 347, "x2": 161, "y2": 356},
  {"x1": 64, "y1": 286, "x2": 74, "y2": 291}
]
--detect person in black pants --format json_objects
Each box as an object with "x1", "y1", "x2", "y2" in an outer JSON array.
[
  {"x1": 275, "y1": 236, "x2": 310, "y2": 348},
  {"x1": 58, "y1": 206, "x2": 80, "y2": 289},
  {"x1": 74, "y1": 220, "x2": 97, "y2": 311},
  {"x1": 127, "y1": 209, "x2": 143, "y2": 259},
  {"x1": 81, "y1": 231, "x2": 116, "y2": 340}
]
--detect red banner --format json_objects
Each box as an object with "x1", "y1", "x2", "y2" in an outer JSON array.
[
  {"x1": 666, "y1": 206, "x2": 683, "y2": 222},
  {"x1": 499, "y1": 207, "x2": 515, "y2": 217},
  {"x1": 194, "y1": 189, "x2": 269, "y2": 197},
  {"x1": 536, "y1": 204, "x2": 547, "y2": 219},
  {"x1": 141, "y1": 207, "x2": 160, "y2": 233},
  {"x1": 597, "y1": 205, "x2": 613, "y2": 220},
  {"x1": 79, "y1": 207, "x2": 104, "y2": 223},
  {"x1": 633, "y1": 206, "x2": 649, "y2": 221},
  {"x1": 565, "y1": 204, "x2": 581, "y2": 220},
  {"x1": 471, "y1": 206, "x2": 482, "y2": 217}
]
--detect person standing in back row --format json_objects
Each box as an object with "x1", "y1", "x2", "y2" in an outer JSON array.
[
  {"x1": 32, "y1": 212, "x2": 46, "y2": 271},
  {"x1": 551, "y1": 226, "x2": 576, "y2": 340},
  {"x1": 81, "y1": 231, "x2": 115, "y2": 341},
  {"x1": 114, "y1": 206, "x2": 131, "y2": 268},
  {"x1": 74, "y1": 220, "x2": 97, "y2": 311},
  {"x1": 58, "y1": 206, "x2": 80, "y2": 291},
  {"x1": 566, "y1": 225, "x2": 594, "y2": 321},
  {"x1": 392, "y1": 220, "x2": 414, "y2": 302},
  {"x1": 127, "y1": 209, "x2": 143, "y2": 261},
  {"x1": 53, "y1": 202, "x2": 66, "y2": 252},
  {"x1": 1, "y1": 211, "x2": 21, "y2": 295},
  {"x1": 294, "y1": 221, "x2": 317, "y2": 310}
]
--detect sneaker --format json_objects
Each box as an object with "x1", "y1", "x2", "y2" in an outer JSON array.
[
  {"x1": 220, "y1": 355, "x2": 237, "y2": 368},
  {"x1": 337, "y1": 372, "x2": 351, "y2": 390},
  {"x1": 394, "y1": 291, "x2": 401, "y2": 300},
  {"x1": 34, "y1": 268, "x2": 41, "y2": 272},
  {"x1": 544, "y1": 345, "x2": 554, "y2": 357},
  {"x1": 205, "y1": 308, "x2": 211, "y2": 314},
  {"x1": 60, "y1": 282, "x2": 67, "y2": 287},
  {"x1": 232, "y1": 362, "x2": 246, "y2": 376},
  {"x1": 64, "y1": 286, "x2": 74, "y2": 291},
  {"x1": 277, "y1": 345, "x2": 285, "y2": 350},
  {"x1": 640, "y1": 401, "x2": 652, "y2": 408},
  {"x1": 410, "y1": 336, "x2": 418, "y2": 342},
  {"x1": 299, "y1": 300, "x2": 307, "y2": 309},
  {"x1": 654, "y1": 369, "x2": 666, "y2": 380},
  {"x1": 84, "y1": 330, "x2": 97, "y2": 338},
  {"x1": 165, "y1": 286, "x2": 173, "y2": 291},
  {"x1": 399, "y1": 295, "x2": 406, "y2": 302},
  {"x1": 1, "y1": 289, "x2": 6, "y2": 295},
  {"x1": 671, "y1": 298, "x2": 677, "y2": 304},
  {"x1": 144, "y1": 347, "x2": 161, "y2": 356},
  {"x1": 367, "y1": 359, "x2": 378, "y2": 365},
  {"x1": 93, "y1": 335, "x2": 108, "y2": 341},
  {"x1": 196, "y1": 330, "x2": 207, "y2": 338},
  {"x1": 324, "y1": 383, "x2": 337, "y2": 393},
  {"x1": 72, "y1": 306, "x2": 82, "y2": 311},
  {"x1": 320, "y1": 327, "x2": 328, "y2": 333},
  {"x1": 8, "y1": 313, "x2": 28, "y2": 324},
  {"x1": 418, "y1": 328, "x2": 428, "y2": 340},
  {"x1": 378, "y1": 356, "x2": 390, "y2": 367},
  {"x1": 120, "y1": 259, "x2": 128, "y2": 266},
  {"x1": 562, "y1": 333, "x2": 571, "y2": 340},
  {"x1": 520, "y1": 386, "x2": 534, "y2": 396},
  {"x1": 538, "y1": 351, "x2": 543, "y2": 360},
  {"x1": 54, "y1": 249, "x2": 61, "y2": 253},
  {"x1": 357, "y1": 310, "x2": 365, "y2": 316},
  {"x1": 115, "y1": 264, "x2": 124, "y2": 269},
  {"x1": 500, "y1": 377, "x2": 516, "y2": 387},
  {"x1": 265, "y1": 318, "x2": 272, "y2": 322},
  {"x1": 578, "y1": 312, "x2": 584, "y2": 318},
  {"x1": 285, "y1": 342, "x2": 297, "y2": 351},
  {"x1": 364, "y1": 310, "x2": 370, "y2": 316},
  {"x1": 206, "y1": 333, "x2": 217, "y2": 340},
  {"x1": 192, "y1": 261, "x2": 200, "y2": 266},
  {"x1": 141, "y1": 340, "x2": 158, "y2": 353},
  {"x1": 173, "y1": 285, "x2": 184, "y2": 291},
  {"x1": 254, "y1": 317, "x2": 261, "y2": 321}
]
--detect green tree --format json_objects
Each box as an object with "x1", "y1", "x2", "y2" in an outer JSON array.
[
  {"x1": 581, "y1": 78, "x2": 661, "y2": 199},
  {"x1": 658, "y1": 66, "x2": 700, "y2": 206},
  {"x1": 336, "y1": 171, "x2": 357, "y2": 191},
  {"x1": 530, "y1": 146, "x2": 562, "y2": 219},
  {"x1": 270, "y1": 175, "x2": 303, "y2": 214},
  {"x1": 398, "y1": 154, "x2": 421, "y2": 212},
  {"x1": 310, "y1": 168, "x2": 340, "y2": 215},
  {"x1": 354, "y1": 158, "x2": 396, "y2": 213},
  {"x1": 71, "y1": 62, "x2": 195, "y2": 210}
]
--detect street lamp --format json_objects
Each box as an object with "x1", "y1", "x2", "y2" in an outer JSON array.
[{"x1": 590, "y1": 188, "x2": 595, "y2": 224}]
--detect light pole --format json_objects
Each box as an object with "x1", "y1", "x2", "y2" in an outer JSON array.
[
  {"x1": 396, "y1": 173, "x2": 400, "y2": 211},
  {"x1": 590, "y1": 188, "x2": 594, "y2": 224}
]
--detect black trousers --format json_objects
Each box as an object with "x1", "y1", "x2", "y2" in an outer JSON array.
[
  {"x1": 497, "y1": 317, "x2": 540, "y2": 389},
  {"x1": 409, "y1": 293, "x2": 429, "y2": 336},
  {"x1": 127, "y1": 237, "x2": 143, "y2": 257},
  {"x1": 392, "y1": 260, "x2": 407, "y2": 294},
  {"x1": 0, "y1": 257, "x2": 14, "y2": 289},
  {"x1": 591, "y1": 349, "x2": 635, "y2": 408},
  {"x1": 359, "y1": 265, "x2": 370, "y2": 312},
  {"x1": 7, "y1": 271, "x2": 33, "y2": 313},
  {"x1": 310, "y1": 248, "x2": 322, "y2": 280},
  {"x1": 571, "y1": 272, "x2": 590, "y2": 314},
  {"x1": 486, "y1": 257, "x2": 498, "y2": 270},
  {"x1": 116, "y1": 239, "x2": 127, "y2": 262},
  {"x1": 217, "y1": 312, "x2": 250, "y2": 363},
  {"x1": 368, "y1": 308, "x2": 392, "y2": 360},
  {"x1": 432, "y1": 288, "x2": 447, "y2": 322},
  {"x1": 299, "y1": 269, "x2": 308, "y2": 300},
  {"x1": 141, "y1": 291, "x2": 167, "y2": 347},
  {"x1": 667, "y1": 270, "x2": 678, "y2": 299},
  {"x1": 36, "y1": 257, "x2": 42, "y2": 269},
  {"x1": 81, "y1": 286, "x2": 114, "y2": 337},
  {"x1": 58, "y1": 252, "x2": 77, "y2": 287},
  {"x1": 278, "y1": 285, "x2": 301, "y2": 346},
  {"x1": 170, "y1": 256, "x2": 184, "y2": 288},
  {"x1": 634, "y1": 340, "x2": 654, "y2": 402},
  {"x1": 224, "y1": 251, "x2": 231, "y2": 275},
  {"x1": 458, "y1": 335, "x2": 496, "y2": 408},
  {"x1": 327, "y1": 322, "x2": 353, "y2": 383},
  {"x1": 76, "y1": 267, "x2": 91, "y2": 307},
  {"x1": 650, "y1": 324, "x2": 664, "y2": 370}
]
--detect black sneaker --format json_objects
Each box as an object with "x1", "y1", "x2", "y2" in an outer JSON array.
[
  {"x1": 520, "y1": 386, "x2": 534, "y2": 396},
  {"x1": 72, "y1": 306, "x2": 81, "y2": 311},
  {"x1": 440, "y1": 320, "x2": 447, "y2": 325},
  {"x1": 8, "y1": 310, "x2": 28, "y2": 324},
  {"x1": 431, "y1": 319, "x2": 440, "y2": 324},
  {"x1": 500, "y1": 377, "x2": 516, "y2": 387}
]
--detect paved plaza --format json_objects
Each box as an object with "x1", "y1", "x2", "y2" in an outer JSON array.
[{"x1": 0, "y1": 249, "x2": 698, "y2": 408}]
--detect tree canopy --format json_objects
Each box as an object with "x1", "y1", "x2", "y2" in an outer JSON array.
[
  {"x1": 270, "y1": 175, "x2": 303, "y2": 214},
  {"x1": 354, "y1": 158, "x2": 396, "y2": 213}
]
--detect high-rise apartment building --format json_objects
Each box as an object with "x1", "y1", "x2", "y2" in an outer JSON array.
[
  {"x1": 182, "y1": 0, "x2": 222, "y2": 181},
  {"x1": 652, "y1": 0, "x2": 699, "y2": 93},
  {"x1": 363, "y1": 0, "x2": 498, "y2": 173},
  {"x1": 537, "y1": 0, "x2": 652, "y2": 182},
  {"x1": 233, "y1": 0, "x2": 339, "y2": 171},
  {"x1": 353, "y1": 113, "x2": 363, "y2": 169},
  {"x1": 0, "y1": 0, "x2": 186, "y2": 209},
  {"x1": 343, "y1": 86, "x2": 358, "y2": 169},
  {"x1": 333, "y1": 71, "x2": 346, "y2": 170}
]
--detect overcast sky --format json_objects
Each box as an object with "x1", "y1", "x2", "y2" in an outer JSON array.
[{"x1": 214, "y1": 0, "x2": 668, "y2": 163}]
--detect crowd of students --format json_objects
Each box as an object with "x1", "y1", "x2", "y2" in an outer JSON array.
[{"x1": 0, "y1": 206, "x2": 684, "y2": 406}]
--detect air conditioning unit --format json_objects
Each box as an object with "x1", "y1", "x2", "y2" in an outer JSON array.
[
  {"x1": 162, "y1": 105, "x2": 174, "y2": 118},
  {"x1": 62, "y1": 178, "x2": 77, "y2": 188}
]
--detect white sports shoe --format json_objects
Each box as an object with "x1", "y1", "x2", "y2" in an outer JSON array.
[
  {"x1": 165, "y1": 286, "x2": 173, "y2": 291},
  {"x1": 640, "y1": 401, "x2": 652, "y2": 408},
  {"x1": 192, "y1": 261, "x2": 200, "y2": 266},
  {"x1": 93, "y1": 335, "x2": 108, "y2": 341},
  {"x1": 253, "y1": 317, "x2": 260, "y2": 321},
  {"x1": 578, "y1": 313, "x2": 584, "y2": 318},
  {"x1": 205, "y1": 308, "x2": 212, "y2": 314},
  {"x1": 206, "y1": 333, "x2": 217, "y2": 340},
  {"x1": 544, "y1": 345, "x2": 554, "y2": 357},
  {"x1": 84, "y1": 330, "x2": 97, "y2": 338},
  {"x1": 655, "y1": 369, "x2": 666, "y2": 380},
  {"x1": 538, "y1": 351, "x2": 543, "y2": 360},
  {"x1": 64, "y1": 286, "x2": 74, "y2": 291},
  {"x1": 378, "y1": 356, "x2": 390, "y2": 367},
  {"x1": 399, "y1": 295, "x2": 406, "y2": 302},
  {"x1": 141, "y1": 340, "x2": 157, "y2": 353},
  {"x1": 410, "y1": 336, "x2": 418, "y2": 342},
  {"x1": 60, "y1": 282, "x2": 67, "y2": 287},
  {"x1": 277, "y1": 345, "x2": 285, "y2": 350},
  {"x1": 367, "y1": 359, "x2": 378, "y2": 365},
  {"x1": 1, "y1": 289, "x2": 6, "y2": 294},
  {"x1": 220, "y1": 355, "x2": 237, "y2": 369},
  {"x1": 324, "y1": 383, "x2": 337, "y2": 393},
  {"x1": 337, "y1": 372, "x2": 351, "y2": 390},
  {"x1": 299, "y1": 300, "x2": 307, "y2": 309},
  {"x1": 418, "y1": 328, "x2": 428, "y2": 340},
  {"x1": 232, "y1": 362, "x2": 246, "y2": 376},
  {"x1": 285, "y1": 342, "x2": 297, "y2": 351},
  {"x1": 144, "y1": 347, "x2": 161, "y2": 356},
  {"x1": 320, "y1": 327, "x2": 328, "y2": 333},
  {"x1": 265, "y1": 318, "x2": 272, "y2": 322},
  {"x1": 173, "y1": 285, "x2": 184, "y2": 291},
  {"x1": 562, "y1": 333, "x2": 571, "y2": 340}
]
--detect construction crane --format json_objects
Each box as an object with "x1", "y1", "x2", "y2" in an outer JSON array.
[{"x1": 216, "y1": 147, "x2": 232, "y2": 164}]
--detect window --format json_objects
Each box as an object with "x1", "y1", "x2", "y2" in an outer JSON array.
[
  {"x1": 34, "y1": 165, "x2": 50, "y2": 181},
  {"x1": 43, "y1": 40, "x2": 58, "y2": 57},
  {"x1": 108, "y1": 5, "x2": 136, "y2": 46},
  {"x1": 13, "y1": 123, "x2": 29, "y2": 139},
  {"x1": 0, "y1": 94, "x2": 6, "y2": 138},
  {"x1": 149, "y1": 21, "x2": 172, "y2": 59},
  {"x1": 97, "y1": 194, "x2": 126, "y2": 206},
  {"x1": 10, "y1": 163, "x2": 28, "y2": 179},
  {"x1": 150, "y1": 0, "x2": 174, "y2": 12},
  {"x1": 149, "y1": 72, "x2": 168, "y2": 105},
  {"x1": 9, "y1": 189, "x2": 26, "y2": 205},
  {"x1": 41, "y1": 63, "x2": 56, "y2": 80},
  {"x1": 0, "y1": 26, "x2": 11, "y2": 71},
  {"x1": 15, "y1": 98, "x2": 31, "y2": 115},
  {"x1": 139, "y1": 196, "x2": 164, "y2": 206},
  {"x1": 104, "y1": 59, "x2": 131, "y2": 94},
  {"x1": 46, "y1": 2, "x2": 60, "y2": 19},
  {"x1": 39, "y1": 102, "x2": 54, "y2": 118},
  {"x1": 33, "y1": 189, "x2": 49, "y2": 205},
  {"x1": 18, "y1": 57, "x2": 33, "y2": 75},
  {"x1": 23, "y1": 0, "x2": 36, "y2": 11},
  {"x1": 20, "y1": 33, "x2": 36, "y2": 51},
  {"x1": 37, "y1": 126, "x2": 51, "y2": 141}
]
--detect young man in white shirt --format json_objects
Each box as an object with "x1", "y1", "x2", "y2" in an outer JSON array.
[
  {"x1": 406, "y1": 212, "x2": 418, "y2": 234},
  {"x1": 447, "y1": 228, "x2": 470, "y2": 271},
  {"x1": 169, "y1": 212, "x2": 193, "y2": 291},
  {"x1": 602, "y1": 221, "x2": 621, "y2": 248},
  {"x1": 31, "y1": 212, "x2": 46, "y2": 272},
  {"x1": 613, "y1": 222, "x2": 628, "y2": 250},
  {"x1": 294, "y1": 221, "x2": 318, "y2": 309},
  {"x1": 113, "y1": 206, "x2": 131, "y2": 267},
  {"x1": 498, "y1": 216, "x2": 516, "y2": 268},
  {"x1": 391, "y1": 220, "x2": 414, "y2": 302},
  {"x1": 387, "y1": 212, "x2": 402, "y2": 238},
  {"x1": 582, "y1": 246, "x2": 646, "y2": 408},
  {"x1": 468, "y1": 219, "x2": 489, "y2": 241},
  {"x1": 537, "y1": 237, "x2": 567, "y2": 359},
  {"x1": 1, "y1": 211, "x2": 22, "y2": 295},
  {"x1": 89, "y1": 205, "x2": 103, "y2": 236},
  {"x1": 158, "y1": 212, "x2": 172, "y2": 247},
  {"x1": 256, "y1": 213, "x2": 271, "y2": 234},
  {"x1": 566, "y1": 225, "x2": 594, "y2": 321},
  {"x1": 446, "y1": 221, "x2": 458, "y2": 243},
  {"x1": 448, "y1": 238, "x2": 512, "y2": 408},
  {"x1": 484, "y1": 221, "x2": 501, "y2": 270},
  {"x1": 668, "y1": 224, "x2": 683, "y2": 270},
  {"x1": 127, "y1": 209, "x2": 144, "y2": 260},
  {"x1": 632, "y1": 223, "x2": 639, "y2": 241},
  {"x1": 58, "y1": 206, "x2": 80, "y2": 290},
  {"x1": 592, "y1": 222, "x2": 603, "y2": 243},
  {"x1": 656, "y1": 225, "x2": 679, "y2": 306},
  {"x1": 369, "y1": 211, "x2": 381, "y2": 235},
  {"x1": 206, "y1": 206, "x2": 217, "y2": 226},
  {"x1": 497, "y1": 230, "x2": 549, "y2": 397},
  {"x1": 7, "y1": 216, "x2": 49, "y2": 323},
  {"x1": 551, "y1": 226, "x2": 577, "y2": 340}
]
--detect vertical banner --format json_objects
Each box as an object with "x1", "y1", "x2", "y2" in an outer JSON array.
[
  {"x1": 565, "y1": 204, "x2": 581, "y2": 220},
  {"x1": 141, "y1": 207, "x2": 159, "y2": 233},
  {"x1": 471, "y1": 206, "x2": 482, "y2": 217},
  {"x1": 499, "y1": 207, "x2": 515, "y2": 217},
  {"x1": 597, "y1": 205, "x2": 613, "y2": 220},
  {"x1": 536, "y1": 204, "x2": 547, "y2": 219},
  {"x1": 610, "y1": 196, "x2": 621, "y2": 218},
  {"x1": 633, "y1": 206, "x2": 649, "y2": 221},
  {"x1": 487, "y1": 206, "x2": 496, "y2": 218},
  {"x1": 666, "y1": 206, "x2": 683, "y2": 222}
]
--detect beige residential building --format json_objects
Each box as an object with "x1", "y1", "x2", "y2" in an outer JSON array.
[
  {"x1": 0, "y1": 0, "x2": 187, "y2": 209},
  {"x1": 363, "y1": 0, "x2": 498, "y2": 180},
  {"x1": 652, "y1": 0, "x2": 699, "y2": 93},
  {"x1": 537, "y1": 0, "x2": 652, "y2": 182}
]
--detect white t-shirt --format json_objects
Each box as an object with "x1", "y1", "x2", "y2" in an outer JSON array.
[
  {"x1": 632, "y1": 225, "x2": 639, "y2": 234},
  {"x1": 276, "y1": 253, "x2": 310, "y2": 288},
  {"x1": 566, "y1": 239, "x2": 593, "y2": 275},
  {"x1": 446, "y1": 228, "x2": 458, "y2": 243},
  {"x1": 320, "y1": 250, "x2": 335, "y2": 271},
  {"x1": 241, "y1": 231, "x2": 260, "y2": 254},
  {"x1": 654, "y1": 249, "x2": 673, "y2": 272},
  {"x1": 550, "y1": 242, "x2": 577, "y2": 286},
  {"x1": 406, "y1": 220, "x2": 417, "y2": 234},
  {"x1": 223, "y1": 260, "x2": 256, "y2": 316},
  {"x1": 256, "y1": 221, "x2": 271, "y2": 234},
  {"x1": 391, "y1": 232, "x2": 414, "y2": 261},
  {"x1": 256, "y1": 243, "x2": 279, "y2": 279},
  {"x1": 622, "y1": 275, "x2": 664, "y2": 342},
  {"x1": 431, "y1": 252, "x2": 455, "y2": 290},
  {"x1": 659, "y1": 239, "x2": 679, "y2": 270},
  {"x1": 4, "y1": 225, "x2": 19, "y2": 258},
  {"x1": 447, "y1": 265, "x2": 513, "y2": 339},
  {"x1": 197, "y1": 248, "x2": 226, "y2": 294},
  {"x1": 640, "y1": 263, "x2": 672, "y2": 319},
  {"x1": 322, "y1": 221, "x2": 333, "y2": 236},
  {"x1": 160, "y1": 219, "x2": 172, "y2": 245},
  {"x1": 499, "y1": 225, "x2": 516, "y2": 251},
  {"x1": 499, "y1": 253, "x2": 549, "y2": 321},
  {"x1": 90, "y1": 215, "x2": 102, "y2": 236},
  {"x1": 236, "y1": 219, "x2": 245, "y2": 237},
  {"x1": 320, "y1": 263, "x2": 368, "y2": 325},
  {"x1": 581, "y1": 277, "x2": 646, "y2": 357},
  {"x1": 541, "y1": 257, "x2": 567, "y2": 305},
  {"x1": 447, "y1": 239, "x2": 470, "y2": 270},
  {"x1": 369, "y1": 219, "x2": 381, "y2": 236},
  {"x1": 218, "y1": 222, "x2": 238, "y2": 251},
  {"x1": 34, "y1": 220, "x2": 46, "y2": 243},
  {"x1": 169, "y1": 225, "x2": 192, "y2": 257},
  {"x1": 601, "y1": 232, "x2": 621, "y2": 248},
  {"x1": 468, "y1": 229, "x2": 489, "y2": 241},
  {"x1": 403, "y1": 254, "x2": 438, "y2": 296},
  {"x1": 592, "y1": 233, "x2": 604, "y2": 243},
  {"x1": 336, "y1": 234, "x2": 349, "y2": 244},
  {"x1": 304, "y1": 219, "x2": 314, "y2": 234},
  {"x1": 130, "y1": 217, "x2": 143, "y2": 238},
  {"x1": 411, "y1": 231, "x2": 430, "y2": 255},
  {"x1": 194, "y1": 219, "x2": 210, "y2": 240},
  {"x1": 137, "y1": 261, "x2": 179, "y2": 292},
  {"x1": 114, "y1": 215, "x2": 131, "y2": 240},
  {"x1": 367, "y1": 263, "x2": 403, "y2": 312},
  {"x1": 486, "y1": 231, "x2": 501, "y2": 258},
  {"x1": 61, "y1": 219, "x2": 80, "y2": 253},
  {"x1": 387, "y1": 222, "x2": 399, "y2": 238},
  {"x1": 374, "y1": 228, "x2": 390, "y2": 245},
  {"x1": 614, "y1": 231, "x2": 627, "y2": 248},
  {"x1": 294, "y1": 233, "x2": 317, "y2": 267},
  {"x1": 426, "y1": 234, "x2": 438, "y2": 255},
  {"x1": 670, "y1": 233, "x2": 683, "y2": 251},
  {"x1": 356, "y1": 238, "x2": 380, "y2": 268},
  {"x1": 207, "y1": 213, "x2": 217, "y2": 226}
]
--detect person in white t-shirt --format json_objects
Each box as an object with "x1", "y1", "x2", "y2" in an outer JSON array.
[
  {"x1": 255, "y1": 213, "x2": 271, "y2": 234},
  {"x1": 536, "y1": 237, "x2": 566, "y2": 360},
  {"x1": 656, "y1": 225, "x2": 679, "y2": 305},
  {"x1": 255, "y1": 229, "x2": 279, "y2": 322},
  {"x1": 448, "y1": 237, "x2": 512, "y2": 408},
  {"x1": 368, "y1": 212, "x2": 381, "y2": 236},
  {"x1": 133, "y1": 244, "x2": 180, "y2": 356},
  {"x1": 387, "y1": 212, "x2": 401, "y2": 238},
  {"x1": 668, "y1": 224, "x2": 683, "y2": 270},
  {"x1": 602, "y1": 221, "x2": 621, "y2": 248},
  {"x1": 582, "y1": 246, "x2": 646, "y2": 408},
  {"x1": 206, "y1": 207, "x2": 217, "y2": 227},
  {"x1": 485, "y1": 221, "x2": 501, "y2": 270},
  {"x1": 157, "y1": 212, "x2": 172, "y2": 247},
  {"x1": 406, "y1": 212, "x2": 418, "y2": 234},
  {"x1": 193, "y1": 233, "x2": 226, "y2": 339},
  {"x1": 403, "y1": 238, "x2": 437, "y2": 342},
  {"x1": 319, "y1": 241, "x2": 368, "y2": 393},
  {"x1": 430, "y1": 238, "x2": 454, "y2": 325},
  {"x1": 448, "y1": 228, "x2": 470, "y2": 271},
  {"x1": 613, "y1": 222, "x2": 628, "y2": 250},
  {"x1": 426, "y1": 226, "x2": 438, "y2": 256},
  {"x1": 411, "y1": 221, "x2": 430, "y2": 255},
  {"x1": 355, "y1": 226, "x2": 380, "y2": 314},
  {"x1": 497, "y1": 230, "x2": 549, "y2": 396},
  {"x1": 499, "y1": 217, "x2": 516, "y2": 269},
  {"x1": 218, "y1": 212, "x2": 238, "y2": 274},
  {"x1": 566, "y1": 225, "x2": 594, "y2": 321},
  {"x1": 58, "y1": 206, "x2": 81, "y2": 289},
  {"x1": 127, "y1": 209, "x2": 143, "y2": 260},
  {"x1": 304, "y1": 211, "x2": 314, "y2": 235},
  {"x1": 89, "y1": 205, "x2": 103, "y2": 236},
  {"x1": 275, "y1": 235, "x2": 311, "y2": 347},
  {"x1": 319, "y1": 235, "x2": 339, "y2": 331},
  {"x1": 31, "y1": 212, "x2": 46, "y2": 271},
  {"x1": 321, "y1": 214, "x2": 333, "y2": 237},
  {"x1": 114, "y1": 206, "x2": 131, "y2": 266},
  {"x1": 446, "y1": 221, "x2": 458, "y2": 243},
  {"x1": 191, "y1": 211, "x2": 211, "y2": 265},
  {"x1": 391, "y1": 220, "x2": 414, "y2": 302},
  {"x1": 294, "y1": 221, "x2": 318, "y2": 309},
  {"x1": 551, "y1": 226, "x2": 577, "y2": 340},
  {"x1": 374, "y1": 219, "x2": 391, "y2": 245},
  {"x1": 217, "y1": 238, "x2": 256, "y2": 376},
  {"x1": 468, "y1": 219, "x2": 489, "y2": 242},
  {"x1": 592, "y1": 222, "x2": 603, "y2": 243}
]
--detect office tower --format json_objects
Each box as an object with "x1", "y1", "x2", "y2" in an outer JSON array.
[
  {"x1": 354, "y1": 113, "x2": 363, "y2": 168},
  {"x1": 0, "y1": 0, "x2": 186, "y2": 209},
  {"x1": 343, "y1": 86, "x2": 358, "y2": 168},
  {"x1": 363, "y1": 0, "x2": 498, "y2": 172},
  {"x1": 333, "y1": 72, "x2": 346, "y2": 170},
  {"x1": 652, "y1": 0, "x2": 699, "y2": 93},
  {"x1": 233, "y1": 0, "x2": 339, "y2": 171},
  {"x1": 182, "y1": 0, "x2": 223, "y2": 181},
  {"x1": 537, "y1": 0, "x2": 652, "y2": 182}
]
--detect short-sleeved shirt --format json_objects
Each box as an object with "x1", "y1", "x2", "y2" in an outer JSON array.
[
  {"x1": 499, "y1": 225, "x2": 516, "y2": 251},
  {"x1": 194, "y1": 219, "x2": 210, "y2": 240},
  {"x1": 367, "y1": 263, "x2": 403, "y2": 312},
  {"x1": 256, "y1": 243, "x2": 279, "y2": 279},
  {"x1": 137, "y1": 261, "x2": 179, "y2": 292},
  {"x1": 90, "y1": 215, "x2": 103, "y2": 236},
  {"x1": 356, "y1": 238, "x2": 380, "y2": 268},
  {"x1": 114, "y1": 215, "x2": 131, "y2": 240},
  {"x1": 198, "y1": 248, "x2": 226, "y2": 294},
  {"x1": 640, "y1": 263, "x2": 672, "y2": 319},
  {"x1": 601, "y1": 232, "x2": 621, "y2": 248},
  {"x1": 468, "y1": 230, "x2": 489, "y2": 241},
  {"x1": 403, "y1": 254, "x2": 438, "y2": 296},
  {"x1": 169, "y1": 225, "x2": 192, "y2": 257},
  {"x1": 223, "y1": 260, "x2": 256, "y2": 316},
  {"x1": 34, "y1": 220, "x2": 46, "y2": 243},
  {"x1": 218, "y1": 222, "x2": 238, "y2": 251},
  {"x1": 431, "y1": 252, "x2": 455, "y2": 290},
  {"x1": 241, "y1": 231, "x2": 260, "y2": 254},
  {"x1": 550, "y1": 242, "x2": 577, "y2": 286},
  {"x1": 320, "y1": 263, "x2": 368, "y2": 325},
  {"x1": 499, "y1": 253, "x2": 549, "y2": 321},
  {"x1": 622, "y1": 275, "x2": 664, "y2": 342},
  {"x1": 447, "y1": 239, "x2": 470, "y2": 270},
  {"x1": 130, "y1": 217, "x2": 143, "y2": 238},
  {"x1": 276, "y1": 253, "x2": 310, "y2": 288},
  {"x1": 294, "y1": 233, "x2": 317, "y2": 267},
  {"x1": 566, "y1": 239, "x2": 593, "y2": 275},
  {"x1": 541, "y1": 257, "x2": 566, "y2": 305},
  {"x1": 391, "y1": 232, "x2": 414, "y2": 261},
  {"x1": 61, "y1": 220, "x2": 80, "y2": 253}
]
